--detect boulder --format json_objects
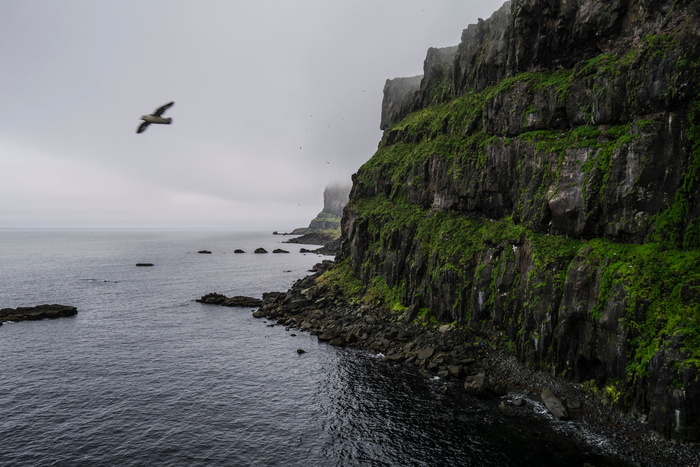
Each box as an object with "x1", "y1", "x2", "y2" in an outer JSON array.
[
  {"x1": 541, "y1": 388, "x2": 570, "y2": 420},
  {"x1": 254, "y1": 248, "x2": 268, "y2": 254},
  {"x1": 198, "y1": 250, "x2": 212, "y2": 254},
  {"x1": 273, "y1": 249, "x2": 290, "y2": 253},
  {"x1": 136, "y1": 263, "x2": 154, "y2": 266},
  {"x1": 417, "y1": 347, "x2": 435, "y2": 360},
  {"x1": 464, "y1": 372, "x2": 490, "y2": 395},
  {"x1": 234, "y1": 249, "x2": 245, "y2": 253}
]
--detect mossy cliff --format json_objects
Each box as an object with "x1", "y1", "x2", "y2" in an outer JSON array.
[{"x1": 335, "y1": 0, "x2": 700, "y2": 441}]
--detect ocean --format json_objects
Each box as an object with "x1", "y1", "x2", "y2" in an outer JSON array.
[{"x1": 0, "y1": 229, "x2": 627, "y2": 466}]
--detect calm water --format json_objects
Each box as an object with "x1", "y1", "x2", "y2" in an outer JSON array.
[{"x1": 0, "y1": 230, "x2": 626, "y2": 466}]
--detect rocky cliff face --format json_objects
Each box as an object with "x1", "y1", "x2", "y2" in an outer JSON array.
[
  {"x1": 322, "y1": 183, "x2": 351, "y2": 218},
  {"x1": 338, "y1": 0, "x2": 700, "y2": 441}
]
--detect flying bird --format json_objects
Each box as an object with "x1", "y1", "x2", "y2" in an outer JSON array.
[{"x1": 137, "y1": 101, "x2": 174, "y2": 134}]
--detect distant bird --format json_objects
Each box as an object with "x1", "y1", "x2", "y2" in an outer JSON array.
[{"x1": 137, "y1": 101, "x2": 174, "y2": 134}]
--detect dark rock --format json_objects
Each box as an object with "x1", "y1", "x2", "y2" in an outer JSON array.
[
  {"x1": 417, "y1": 347, "x2": 435, "y2": 360},
  {"x1": 262, "y1": 291, "x2": 285, "y2": 302},
  {"x1": 254, "y1": 248, "x2": 268, "y2": 254},
  {"x1": 296, "y1": 348, "x2": 306, "y2": 354},
  {"x1": 136, "y1": 263, "x2": 154, "y2": 267},
  {"x1": 329, "y1": 337, "x2": 345, "y2": 347},
  {"x1": 272, "y1": 249, "x2": 290, "y2": 254},
  {"x1": 284, "y1": 231, "x2": 335, "y2": 246},
  {"x1": 381, "y1": 75, "x2": 423, "y2": 130},
  {"x1": 0, "y1": 304, "x2": 77, "y2": 323},
  {"x1": 198, "y1": 250, "x2": 212, "y2": 254},
  {"x1": 234, "y1": 249, "x2": 245, "y2": 253},
  {"x1": 499, "y1": 400, "x2": 515, "y2": 416},
  {"x1": 197, "y1": 293, "x2": 262, "y2": 307},
  {"x1": 447, "y1": 365, "x2": 463, "y2": 378}
]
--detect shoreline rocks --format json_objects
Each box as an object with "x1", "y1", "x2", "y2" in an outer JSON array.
[
  {"x1": 0, "y1": 304, "x2": 78, "y2": 323},
  {"x1": 251, "y1": 261, "x2": 700, "y2": 467}
]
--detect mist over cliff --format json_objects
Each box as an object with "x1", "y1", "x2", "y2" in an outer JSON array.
[{"x1": 338, "y1": 0, "x2": 700, "y2": 441}]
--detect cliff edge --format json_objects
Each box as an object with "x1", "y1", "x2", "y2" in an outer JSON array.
[{"x1": 336, "y1": 0, "x2": 700, "y2": 442}]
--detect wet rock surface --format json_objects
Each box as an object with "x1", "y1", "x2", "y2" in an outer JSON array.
[
  {"x1": 197, "y1": 293, "x2": 262, "y2": 308},
  {"x1": 0, "y1": 304, "x2": 77, "y2": 323},
  {"x1": 253, "y1": 262, "x2": 700, "y2": 467}
]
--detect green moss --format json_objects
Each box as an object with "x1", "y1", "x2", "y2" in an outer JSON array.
[
  {"x1": 651, "y1": 100, "x2": 700, "y2": 248},
  {"x1": 316, "y1": 261, "x2": 364, "y2": 303},
  {"x1": 312, "y1": 211, "x2": 341, "y2": 222},
  {"x1": 346, "y1": 37, "x2": 700, "y2": 393},
  {"x1": 414, "y1": 308, "x2": 439, "y2": 326},
  {"x1": 583, "y1": 239, "x2": 700, "y2": 381}
]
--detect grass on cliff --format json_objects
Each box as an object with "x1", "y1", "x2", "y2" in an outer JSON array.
[
  {"x1": 341, "y1": 194, "x2": 700, "y2": 382},
  {"x1": 343, "y1": 37, "x2": 700, "y2": 388}
]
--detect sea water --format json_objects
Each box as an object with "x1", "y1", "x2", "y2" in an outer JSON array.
[{"x1": 0, "y1": 229, "x2": 628, "y2": 466}]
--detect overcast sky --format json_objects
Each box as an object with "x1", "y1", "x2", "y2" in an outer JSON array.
[{"x1": 0, "y1": 0, "x2": 506, "y2": 229}]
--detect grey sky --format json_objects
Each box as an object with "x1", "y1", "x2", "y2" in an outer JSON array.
[{"x1": 0, "y1": 0, "x2": 506, "y2": 229}]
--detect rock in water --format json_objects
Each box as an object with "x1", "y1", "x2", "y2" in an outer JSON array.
[
  {"x1": 254, "y1": 248, "x2": 268, "y2": 254},
  {"x1": 464, "y1": 372, "x2": 490, "y2": 395},
  {"x1": 197, "y1": 293, "x2": 262, "y2": 307},
  {"x1": 541, "y1": 388, "x2": 570, "y2": 420},
  {"x1": 0, "y1": 304, "x2": 78, "y2": 323}
]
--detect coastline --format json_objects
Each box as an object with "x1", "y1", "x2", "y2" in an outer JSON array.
[{"x1": 252, "y1": 261, "x2": 700, "y2": 467}]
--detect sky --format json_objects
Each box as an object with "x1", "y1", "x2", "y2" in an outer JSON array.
[{"x1": 0, "y1": 0, "x2": 506, "y2": 229}]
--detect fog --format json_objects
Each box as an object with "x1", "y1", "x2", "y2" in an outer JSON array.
[{"x1": 0, "y1": 0, "x2": 506, "y2": 229}]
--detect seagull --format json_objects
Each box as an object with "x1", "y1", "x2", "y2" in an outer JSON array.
[{"x1": 137, "y1": 101, "x2": 174, "y2": 133}]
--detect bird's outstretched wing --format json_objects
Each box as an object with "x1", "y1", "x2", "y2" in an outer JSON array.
[
  {"x1": 153, "y1": 101, "x2": 174, "y2": 117},
  {"x1": 137, "y1": 121, "x2": 150, "y2": 133}
]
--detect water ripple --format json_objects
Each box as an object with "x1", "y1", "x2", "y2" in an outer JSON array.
[{"x1": 0, "y1": 230, "x2": 627, "y2": 466}]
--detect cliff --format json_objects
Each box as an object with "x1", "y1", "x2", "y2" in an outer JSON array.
[
  {"x1": 280, "y1": 183, "x2": 351, "y2": 253},
  {"x1": 337, "y1": 0, "x2": 700, "y2": 441},
  {"x1": 298, "y1": 183, "x2": 351, "y2": 232}
]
